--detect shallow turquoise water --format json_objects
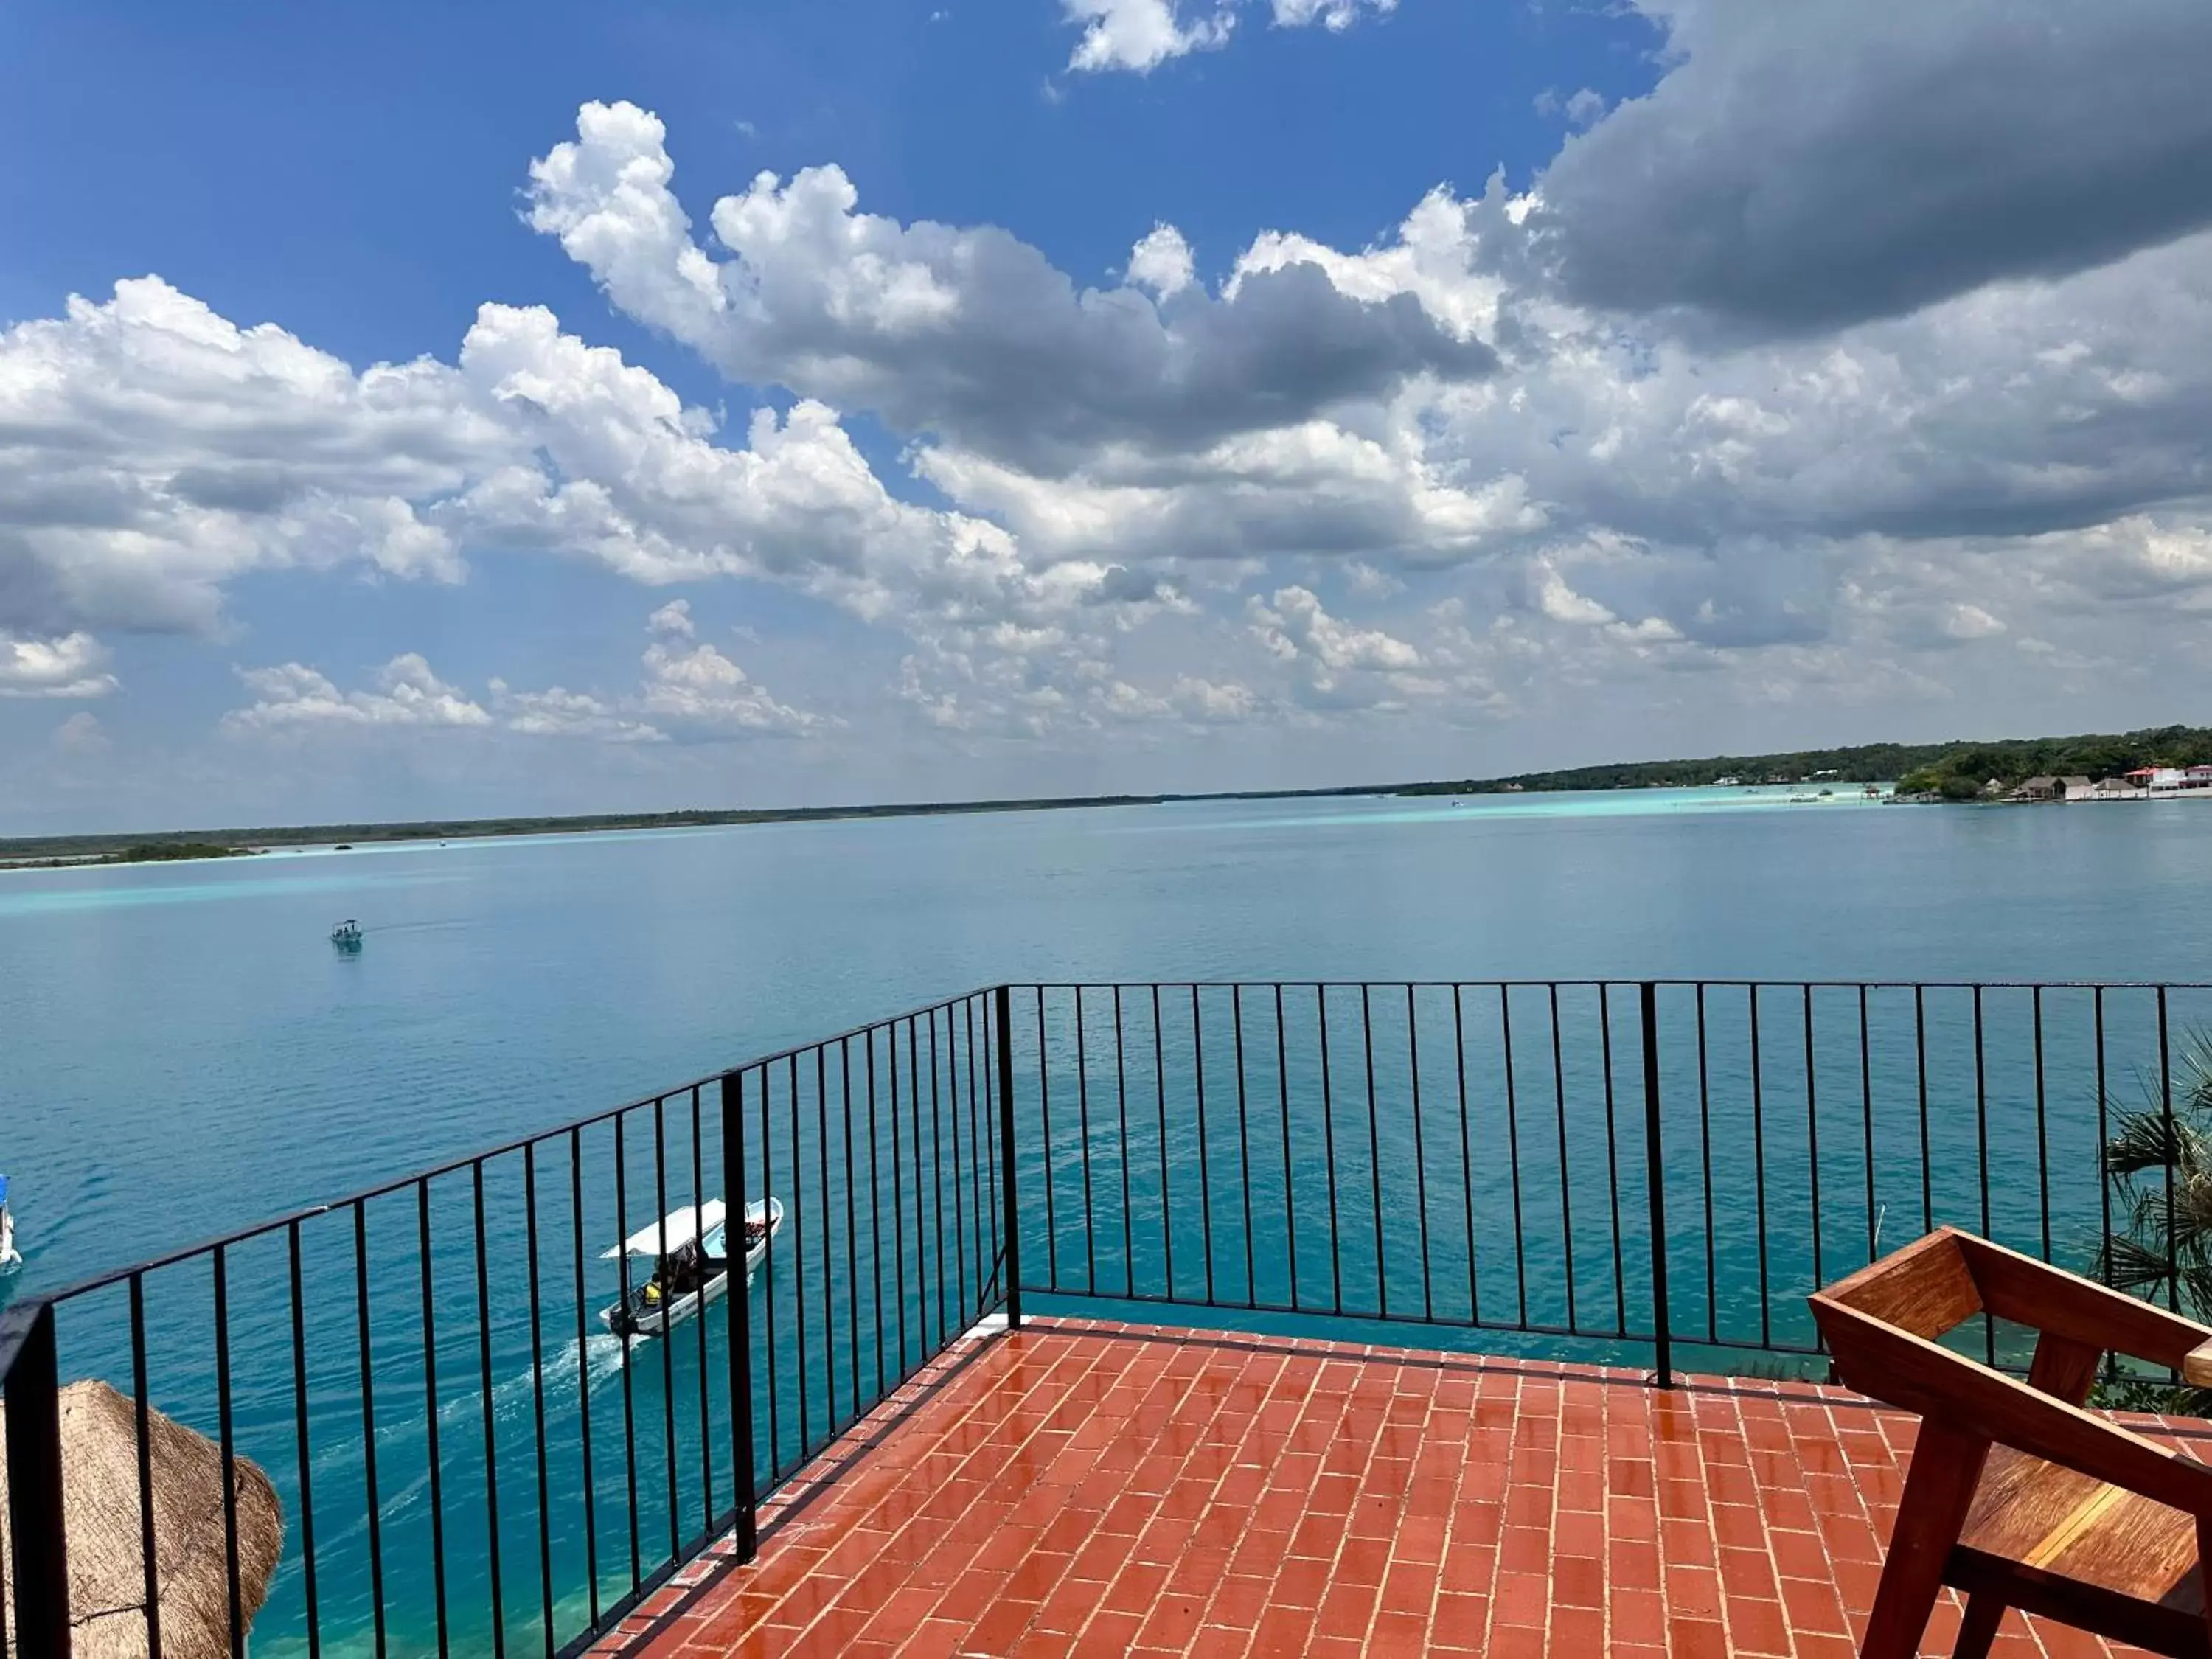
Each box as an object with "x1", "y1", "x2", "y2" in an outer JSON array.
[{"x1": 6, "y1": 787, "x2": 2212, "y2": 1654}]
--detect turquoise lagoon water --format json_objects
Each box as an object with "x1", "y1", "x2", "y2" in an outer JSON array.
[{"x1": 5, "y1": 785, "x2": 2212, "y2": 1654}]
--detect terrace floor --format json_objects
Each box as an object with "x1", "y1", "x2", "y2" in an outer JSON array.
[{"x1": 589, "y1": 1317, "x2": 2154, "y2": 1659}]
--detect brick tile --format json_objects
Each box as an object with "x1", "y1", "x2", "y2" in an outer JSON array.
[{"x1": 594, "y1": 1318, "x2": 2154, "y2": 1659}]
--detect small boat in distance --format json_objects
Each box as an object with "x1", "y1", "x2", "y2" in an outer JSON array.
[
  {"x1": 331, "y1": 920, "x2": 364, "y2": 950},
  {"x1": 601, "y1": 1197, "x2": 782, "y2": 1340},
  {"x1": 1, "y1": 1174, "x2": 20, "y2": 1270}
]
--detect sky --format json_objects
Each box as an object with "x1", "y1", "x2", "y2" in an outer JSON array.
[{"x1": 5, "y1": 0, "x2": 2212, "y2": 832}]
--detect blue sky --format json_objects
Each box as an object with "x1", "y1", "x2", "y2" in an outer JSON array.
[{"x1": 5, "y1": 0, "x2": 2212, "y2": 831}]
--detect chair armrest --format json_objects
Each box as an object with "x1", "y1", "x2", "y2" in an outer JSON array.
[
  {"x1": 1826, "y1": 1312, "x2": 2212, "y2": 1516},
  {"x1": 2183, "y1": 1340, "x2": 2212, "y2": 1387},
  {"x1": 1958, "y1": 1234, "x2": 2212, "y2": 1371}
]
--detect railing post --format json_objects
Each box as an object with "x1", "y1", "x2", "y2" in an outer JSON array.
[
  {"x1": 1, "y1": 1297, "x2": 71, "y2": 1658},
  {"x1": 719, "y1": 1071, "x2": 758, "y2": 1562},
  {"x1": 995, "y1": 985, "x2": 1023, "y2": 1329},
  {"x1": 1639, "y1": 982, "x2": 1675, "y2": 1388}
]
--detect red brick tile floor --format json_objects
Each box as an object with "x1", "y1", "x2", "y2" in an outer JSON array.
[{"x1": 588, "y1": 1317, "x2": 2185, "y2": 1658}]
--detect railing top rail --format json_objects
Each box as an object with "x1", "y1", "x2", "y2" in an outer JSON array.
[
  {"x1": 1006, "y1": 978, "x2": 2212, "y2": 992},
  {"x1": 38, "y1": 986, "x2": 998, "y2": 1305}
]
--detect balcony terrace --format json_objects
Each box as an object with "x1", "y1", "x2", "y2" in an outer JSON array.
[{"x1": 6, "y1": 981, "x2": 2211, "y2": 1658}]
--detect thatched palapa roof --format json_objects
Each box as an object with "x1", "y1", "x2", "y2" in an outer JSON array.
[{"x1": 1, "y1": 1380, "x2": 282, "y2": 1658}]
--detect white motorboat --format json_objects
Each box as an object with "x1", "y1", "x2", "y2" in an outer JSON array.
[
  {"x1": 0, "y1": 1174, "x2": 19, "y2": 1270},
  {"x1": 599, "y1": 1197, "x2": 781, "y2": 1340}
]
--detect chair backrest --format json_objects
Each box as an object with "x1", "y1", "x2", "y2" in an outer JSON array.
[{"x1": 1811, "y1": 1228, "x2": 2002, "y2": 1422}]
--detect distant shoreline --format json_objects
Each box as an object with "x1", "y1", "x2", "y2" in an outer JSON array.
[{"x1": 9, "y1": 719, "x2": 2210, "y2": 867}]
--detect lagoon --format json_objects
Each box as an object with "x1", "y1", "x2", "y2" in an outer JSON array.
[{"x1": 6, "y1": 785, "x2": 2212, "y2": 1655}]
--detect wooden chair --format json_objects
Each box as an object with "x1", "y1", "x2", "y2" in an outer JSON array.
[{"x1": 1809, "y1": 1226, "x2": 2212, "y2": 1658}]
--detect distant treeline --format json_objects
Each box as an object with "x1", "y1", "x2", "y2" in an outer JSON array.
[
  {"x1": 1401, "y1": 725, "x2": 2212, "y2": 800},
  {"x1": 0, "y1": 797, "x2": 1185, "y2": 865},
  {"x1": 12, "y1": 725, "x2": 2212, "y2": 862}
]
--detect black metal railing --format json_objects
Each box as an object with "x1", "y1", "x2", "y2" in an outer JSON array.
[
  {"x1": 998, "y1": 981, "x2": 2212, "y2": 1378},
  {"x1": 4, "y1": 978, "x2": 2208, "y2": 1656},
  {"x1": 0, "y1": 990, "x2": 1008, "y2": 1659}
]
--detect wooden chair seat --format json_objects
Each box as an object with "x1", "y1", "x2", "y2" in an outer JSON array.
[
  {"x1": 1959, "y1": 1445, "x2": 2206, "y2": 1648},
  {"x1": 1810, "y1": 1228, "x2": 2212, "y2": 1658}
]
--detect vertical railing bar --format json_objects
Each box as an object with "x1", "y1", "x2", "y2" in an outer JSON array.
[
  {"x1": 355, "y1": 1200, "x2": 389, "y2": 1657},
  {"x1": 1154, "y1": 984, "x2": 1175, "y2": 1299},
  {"x1": 1549, "y1": 983, "x2": 1577, "y2": 1333},
  {"x1": 888, "y1": 1036, "x2": 908, "y2": 1377},
  {"x1": 1455, "y1": 985, "x2": 1478, "y2": 1326},
  {"x1": 962, "y1": 1002, "x2": 982, "y2": 1303},
  {"x1": 284, "y1": 1224, "x2": 321, "y2": 1659},
  {"x1": 2160, "y1": 985, "x2": 2177, "y2": 1315},
  {"x1": 1408, "y1": 985, "x2": 1433, "y2": 1322},
  {"x1": 1074, "y1": 991, "x2": 1095, "y2": 1293},
  {"x1": 651, "y1": 1096, "x2": 679, "y2": 1553},
  {"x1": 1974, "y1": 986, "x2": 1994, "y2": 1367},
  {"x1": 995, "y1": 986, "x2": 1023, "y2": 1326},
  {"x1": 415, "y1": 1181, "x2": 452, "y2": 1655},
  {"x1": 933, "y1": 1021, "x2": 961, "y2": 1338},
  {"x1": 2034, "y1": 987, "x2": 2051, "y2": 1263},
  {"x1": 1234, "y1": 986, "x2": 1256, "y2": 1309},
  {"x1": 908, "y1": 1019, "x2": 929, "y2": 1354},
  {"x1": 1916, "y1": 985, "x2": 1933, "y2": 1234},
  {"x1": 1804, "y1": 985, "x2": 1824, "y2": 1301},
  {"x1": 215, "y1": 1245, "x2": 244, "y2": 1659},
  {"x1": 2096, "y1": 990, "x2": 2113, "y2": 1292},
  {"x1": 691, "y1": 1086, "x2": 713, "y2": 1531},
  {"x1": 1037, "y1": 990, "x2": 1057, "y2": 1293},
  {"x1": 1319, "y1": 984, "x2": 1343, "y2": 1315},
  {"x1": 843, "y1": 1037, "x2": 863, "y2": 1416},
  {"x1": 1276, "y1": 984, "x2": 1297, "y2": 1311},
  {"x1": 1360, "y1": 984, "x2": 1386, "y2": 1318},
  {"x1": 1118, "y1": 985, "x2": 1135, "y2": 1299},
  {"x1": 472, "y1": 1161, "x2": 508, "y2": 1659},
  {"x1": 866, "y1": 1031, "x2": 884, "y2": 1394},
  {"x1": 719, "y1": 1071, "x2": 759, "y2": 1563},
  {"x1": 1749, "y1": 985, "x2": 1771, "y2": 1351},
  {"x1": 0, "y1": 1301, "x2": 66, "y2": 1659},
  {"x1": 613, "y1": 1114, "x2": 641, "y2": 1591},
  {"x1": 929, "y1": 1009, "x2": 950, "y2": 1339},
  {"x1": 1194, "y1": 984, "x2": 1217, "y2": 1306},
  {"x1": 785, "y1": 1057, "x2": 810, "y2": 1461},
  {"x1": 1696, "y1": 984, "x2": 1715, "y2": 1345},
  {"x1": 1599, "y1": 984, "x2": 1624, "y2": 1337},
  {"x1": 1501, "y1": 984, "x2": 1528, "y2": 1329},
  {"x1": 759, "y1": 1067, "x2": 782, "y2": 1475},
  {"x1": 568, "y1": 1127, "x2": 599, "y2": 1628},
  {"x1": 131, "y1": 1273, "x2": 166, "y2": 1659},
  {"x1": 816, "y1": 1049, "x2": 835, "y2": 1439},
  {"x1": 1641, "y1": 982, "x2": 1674, "y2": 1388},
  {"x1": 524, "y1": 1143, "x2": 556, "y2": 1659},
  {"x1": 1859, "y1": 986, "x2": 1875, "y2": 1267}
]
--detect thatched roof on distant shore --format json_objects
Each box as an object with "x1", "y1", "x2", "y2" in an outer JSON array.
[{"x1": 1, "y1": 1380, "x2": 282, "y2": 1658}]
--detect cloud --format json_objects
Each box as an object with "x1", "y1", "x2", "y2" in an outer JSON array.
[
  {"x1": 52, "y1": 712, "x2": 110, "y2": 754},
  {"x1": 640, "y1": 629, "x2": 824, "y2": 735},
  {"x1": 1064, "y1": 0, "x2": 1234, "y2": 72},
  {"x1": 526, "y1": 102, "x2": 1495, "y2": 475},
  {"x1": 0, "y1": 631, "x2": 118, "y2": 699},
  {"x1": 229, "y1": 608, "x2": 825, "y2": 745},
  {"x1": 1127, "y1": 224, "x2": 1196, "y2": 299},
  {"x1": 226, "y1": 655, "x2": 492, "y2": 731},
  {"x1": 1527, "y1": 0, "x2": 2212, "y2": 335},
  {"x1": 1269, "y1": 0, "x2": 1395, "y2": 30},
  {"x1": 1534, "y1": 87, "x2": 1605, "y2": 129},
  {"x1": 0, "y1": 278, "x2": 473, "y2": 638},
  {"x1": 489, "y1": 682, "x2": 667, "y2": 743},
  {"x1": 1061, "y1": 0, "x2": 1393, "y2": 71}
]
